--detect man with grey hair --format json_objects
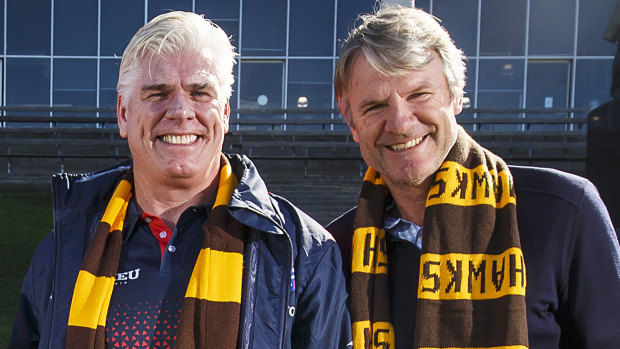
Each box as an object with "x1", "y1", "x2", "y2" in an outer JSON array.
[
  {"x1": 10, "y1": 11, "x2": 351, "y2": 348},
  {"x1": 328, "y1": 6, "x2": 620, "y2": 349}
]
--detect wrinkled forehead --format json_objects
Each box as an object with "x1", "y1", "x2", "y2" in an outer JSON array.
[{"x1": 137, "y1": 50, "x2": 222, "y2": 92}]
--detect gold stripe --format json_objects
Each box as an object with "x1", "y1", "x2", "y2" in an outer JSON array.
[
  {"x1": 418, "y1": 247, "x2": 526, "y2": 300},
  {"x1": 67, "y1": 270, "x2": 116, "y2": 329},
  {"x1": 418, "y1": 346, "x2": 527, "y2": 349},
  {"x1": 351, "y1": 226, "x2": 388, "y2": 274},
  {"x1": 185, "y1": 248, "x2": 243, "y2": 303},
  {"x1": 426, "y1": 161, "x2": 515, "y2": 208},
  {"x1": 363, "y1": 167, "x2": 385, "y2": 186},
  {"x1": 100, "y1": 179, "x2": 132, "y2": 232},
  {"x1": 213, "y1": 160, "x2": 239, "y2": 208},
  {"x1": 352, "y1": 320, "x2": 395, "y2": 348}
]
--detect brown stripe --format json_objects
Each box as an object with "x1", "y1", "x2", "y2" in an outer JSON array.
[
  {"x1": 423, "y1": 205, "x2": 520, "y2": 254},
  {"x1": 202, "y1": 206, "x2": 245, "y2": 253},
  {"x1": 414, "y1": 296, "x2": 529, "y2": 348},
  {"x1": 175, "y1": 298, "x2": 240, "y2": 348},
  {"x1": 355, "y1": 180, "x2": 388, "y2": 229},
  {"x1": 80, "y1": 224, "x2": 123, "y2": 277},
  {"x1": 349, "y1": 272, "x2": 390, "y2": 323},
  {"x1": 66, "y1": 325, "x2": 105, "y2": 347}
]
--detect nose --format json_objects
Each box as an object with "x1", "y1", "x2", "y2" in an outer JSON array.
[
  {"x1": 165, "y1": 92, "x2": 195, "y2": 120},
  {"x1": 384, "y1": 97, "x2": 415, "y2": 135}
]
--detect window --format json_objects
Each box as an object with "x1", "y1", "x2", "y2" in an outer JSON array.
[
  {"x1": 528, "y1": 0, "x2": 575, "y2": 56},
  {"x1": 289, "y1": 0, "x2": 335, "y2": 56},
  {"x1": 241, "y1": 0, "x2": 286, "y2": 56},
  {"x1": 477, "y1": 59, "x2": 524, "y2": 129},
  {"x1": 526, "y1": 60, "x2": 570, "y2": 129},
  {"x1": 434, "y1": 0, "x2": 479, "y2": 56},
  {"x1": 7, "y1": 0, "x2": 51, "y2": 55},
  {"x1": 287, "y1": 59, "x2": 333, "y2": 129},
  {"x1": 54, "y1": 0, "x2": 97, "y2": 55},
  {"x1": 53, "y1": 59, "x2": 97, "y2": 109},
  {"x1": 238, "y1": 60, "x2": 284, "y2": 128},
  {"x1": 479, "y1": 0, "x2": 526, "y2": 56},
  {"x1": 575, "y1": 59, "x2": 613, "y2": 112},
  {"x1": 578, "y1": 0, "x2": 617, "y2": 56},
  {"x1": 101, "y1": 0, "x2": 145, "y2": 56}
]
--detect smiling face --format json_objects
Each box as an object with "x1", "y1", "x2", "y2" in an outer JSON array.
[
  {"x1": 117, "y1": 50, "x2": 229, "y2": 188},
  {"x1": 341, "y1": 51, "x2": 462, "y2": 191}
]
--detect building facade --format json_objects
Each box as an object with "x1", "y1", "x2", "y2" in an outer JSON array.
[{"x1": 0, "y1": 0, "x2": 615, "y2": 124}]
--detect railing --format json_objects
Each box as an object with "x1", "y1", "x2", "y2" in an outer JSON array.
[{"x1": 0, "y1": 106, "x2": 590, "y2": 177}]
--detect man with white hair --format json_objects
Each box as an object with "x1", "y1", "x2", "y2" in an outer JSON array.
[
  {"x1": 328, "y1": 6, "x2": 620, "y2": 349},
  {"x1": 10, "y1": 11, "x2": 351, "y2": 348}
]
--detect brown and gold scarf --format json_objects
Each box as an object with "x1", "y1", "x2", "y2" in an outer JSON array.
[
  {"x1": 350, "y1": 127, "x2": 528, "y2": 348},
  {"x1": 66, "y1": 155, "x2": 245, "y2": 348}
]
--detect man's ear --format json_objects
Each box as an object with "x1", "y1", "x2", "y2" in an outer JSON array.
[
  {"x1": 222, "y1": 98, "x2": 230, "y2": 134},
  {"x1": 337, "y1": 96, "x2": 359, "y2": 143},
  {"x1": 117, "y1": 94, "x2": 128, "y2": 139},
  {"x1": 453, "y1": 93, "x2": 463, "y2": 116}
]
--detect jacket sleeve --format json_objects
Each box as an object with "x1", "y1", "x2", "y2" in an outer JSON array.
[
  {"x1": 565, "y1": 180, "x2": 620, "y2": 347},
  {"x1": 8, "y1": 232, "x2": 55, "y2": 348},
  {"x1": 290, "y1": 239, "x2": 352, "y2": 348}
]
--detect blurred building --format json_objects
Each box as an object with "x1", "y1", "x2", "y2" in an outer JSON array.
[{"x1": 0, "y1": 0, "x2": 615, "y2": 122}]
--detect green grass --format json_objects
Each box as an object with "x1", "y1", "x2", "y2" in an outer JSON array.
[{"x1": 0, "y1": 192, "x2": 53, "y2": 347}]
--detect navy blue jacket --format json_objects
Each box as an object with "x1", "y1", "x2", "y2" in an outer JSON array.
[
  {"x1": 327, "y1": 165, "x2": 620, "y2": 348},
  {"x1": 10, "y1": 154, "x2": 352, "y2": 348}
]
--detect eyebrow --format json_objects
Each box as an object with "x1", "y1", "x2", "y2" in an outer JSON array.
[
  {"x1": 141, "y1": 83, "x2": 171, "y2": 93},
  {"x1": 141, "y1": 82, "x2": 218, "y2": 93}
]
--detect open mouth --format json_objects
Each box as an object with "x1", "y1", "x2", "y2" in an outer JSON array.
[
  {"x1": 388, "y1": 135, "x2": 425, "y2": 151},
  {"x1": 158, "y1": 134, "x2": 199, "y2": 145}
]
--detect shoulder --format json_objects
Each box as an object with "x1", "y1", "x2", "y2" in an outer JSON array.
[
  {"x1": 325, "y1": 207, "x2": 357, "y2": 270},
  {"x1": 270, "y1": 193, "x2": 337, "y2": 249},
  {"x1": 510, "y1": 165, "x2": 599, "y2": 207}
]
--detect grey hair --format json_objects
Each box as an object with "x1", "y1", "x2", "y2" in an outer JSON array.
[
  {"x1": 334, "y1": 6, "x2": 466, "y2": 120},
  {"x1": 117, "y1": 11, "x2": 237, "y2": 103}
]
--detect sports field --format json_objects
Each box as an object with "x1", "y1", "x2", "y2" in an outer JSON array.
[{"x1": 0, "y1": 192, "x2": 53, "y2": 347}]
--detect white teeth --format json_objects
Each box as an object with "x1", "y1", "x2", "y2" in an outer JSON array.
[
  {"x1": 389, "y1": 136, "x2": 424, "y2": 151},
  {"x1": 160, "y1": 134, "x2": 198, "y2": 145}
]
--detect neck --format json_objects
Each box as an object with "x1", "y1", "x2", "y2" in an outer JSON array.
[
  {"x1": 384, "y1": 176, "x2": 433, "y2": 226},
  {"x1": 132, "y1": 169, "x2": 220, "y2": 229}
]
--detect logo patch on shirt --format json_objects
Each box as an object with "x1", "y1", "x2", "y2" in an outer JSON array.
[{"x1": 115, "y1": 268, "x2": 140, "y2": 285}]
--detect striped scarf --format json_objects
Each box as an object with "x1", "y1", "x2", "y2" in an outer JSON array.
[
  {"x1": 66, "y1": 155, "x2": 245, "y2": 348},
  {"x1": 350, "y1": 127, "x2": 528, "y2": 349}
]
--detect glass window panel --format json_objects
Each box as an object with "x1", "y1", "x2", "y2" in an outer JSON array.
[
  {"x1": 241, "y1": 0, "x2": 286, "y2": 56},
  {"x1": 99, "y1": 59, "x2": 122, "y2": 111},
  {"x1": 336, "y1": 0, "x2": 376, "y2": 44},
  {"x1": 575, "y1": 59, "x2": 613, "y2": 111},
  {"x1": 477, "y1": 59, "x2": 524, "y2": 130},
  {"x1": 5, "y1": 58, "x2": 50, "y2": 125},
  {"x1": 434, "y1": 0, "x2": 478, "y2": 56},
  {"x1": 53, "y1": 59, "x2": 97, "y2": 109},
  {"x1": 529, "y1": 0, "x2": 574, "y2": 56},
  {"x1": 148, "y1": 0, "x2": 193, "y2": 20},
  {"x1": 7, "y1": 0, "x2": 51, "y2": 55},
  {"x1": 526, "y1": 61, "x2": 570, "y2": 130},
  {"x1": 480, "y1": 0, "x2": 526, "y2": 56},
  {"x1": 578, "y1": 0, "x2": 617, "y2": 56},
  {"x1": 287, "y1": 60, "x2": 333, "y2": 129},
  {"x1": 0, "y1": 7, "x2": 4, "y2": 54},
  {"x1": 238, "y1": 61, "x2": 284, "y2": 128},
  {"x1": 101, "y1": 0, "x2": 144, "y2": 56},
  {"x1": 6, "y1": 58, "x2": 50, "y2": 106},
  {"x1": 196, "y1": 0, "x2": 240, "y2": 43},
  {"x1": 289, "y1": 0, "x2": 335, "y2": 56},
  {"x1": 54, "y1": 0, "x2": 97, "y2": 55}
]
